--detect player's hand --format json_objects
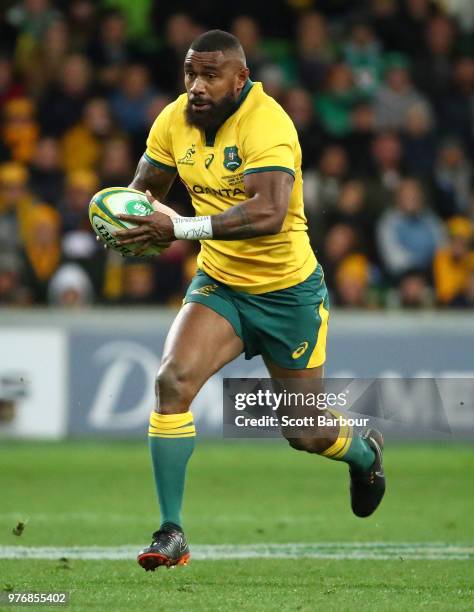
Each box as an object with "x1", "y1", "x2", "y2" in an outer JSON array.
[
  {"x1": 147, "y1": 193, "x2": 179, "y2": 218},
  {"x1": 115, "y1": 190, "x2": 178, "y2": 247}
]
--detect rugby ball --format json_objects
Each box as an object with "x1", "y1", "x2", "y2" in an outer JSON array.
[{"x1": 89, "y1": 187, "x2": 167, "y2": 257}]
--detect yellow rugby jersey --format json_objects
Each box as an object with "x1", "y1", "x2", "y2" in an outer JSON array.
[{"x1": 144, "y1": 80, "x2": 317, "y2": 294}]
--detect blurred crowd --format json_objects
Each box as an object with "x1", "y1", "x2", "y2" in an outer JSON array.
[{"x1": 0, "y1": 0, "x2": 473, "y2": 309}]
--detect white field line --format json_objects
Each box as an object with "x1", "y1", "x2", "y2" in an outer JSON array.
[{"x1": 0, "y1": 543, "x2": 472, "y2": 561}]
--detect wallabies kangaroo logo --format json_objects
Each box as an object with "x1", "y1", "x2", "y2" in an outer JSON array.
[{"x1": 178, "y1": 144, "x2": 196, "y2": 166}]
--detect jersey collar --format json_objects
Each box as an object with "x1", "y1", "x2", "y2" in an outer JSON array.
[
  {"x1": 205, "y1": 79, "x2": 254, "y2": 147},
  {"x1": 236, "y1": 78, "x2": 254, "y2": 107}
]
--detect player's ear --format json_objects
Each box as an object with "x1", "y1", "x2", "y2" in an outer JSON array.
[{"x1": 237, "y1": 66, "x2": 250, "y2": 89}]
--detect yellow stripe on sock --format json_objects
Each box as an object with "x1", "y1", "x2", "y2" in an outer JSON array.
[
  {"x1": 149, "y1": 432, "x2": 196, "y2": 438},
  {"x1": 321, "y1": 423, "x2": 348, "y2": 457},
  {"x1": 148, "y1": 411, "x2": 196, "y2": 438},
  {"x1": 332, "y1": 426, "x2": 353, "y2": 459},
  {"x1": 149, "y1": 424, "x2": 196, "y2": 436},
  {"x1": 317, "y1": 407, "x2": 355, "y2": 459},
  {"x1": 323, "y1": 409, "x2": 354, "y2": 459},
  {"x1": 150, "y1": 411, "x2": 191, "y2": 423},
  {"x1": 149, "y1": 419, "x2": 194, "y2": 431},
  {"x1": 150, "y1": 411, "x2": 193, "y2": 426}
]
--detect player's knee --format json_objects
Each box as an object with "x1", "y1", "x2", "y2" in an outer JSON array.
[{"x1": 156, "y1": 358, "x2": 195, "y2": 404}]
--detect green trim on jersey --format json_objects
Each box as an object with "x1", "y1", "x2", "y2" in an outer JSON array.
[
  {"x1": 143, "y1": 153, "x2": 176, "y2": 173},
  {"x1": 237, "y1": 79, "x2": 254, "y2": 106},
  {"x1": 205, "y1": 129, "x2": 217, "y2": 147},
  {"x1": 243, "y1": 166, "x2": 295, "y2": 178}
]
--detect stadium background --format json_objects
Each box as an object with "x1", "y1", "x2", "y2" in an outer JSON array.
[
  {"x1": 0, "y1": 0, "x2": 472, "y2": 308},
  {"x1": 0, "y1": 1, "x2": 473, "y2": 610}
]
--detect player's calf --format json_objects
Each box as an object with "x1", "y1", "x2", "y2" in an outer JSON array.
[
  {"x1": 280, "y1": 406, "x2": 340, "y2": 454},
  {"x1": 284, "y1": 432, "x2": 335, "y2": 454}
]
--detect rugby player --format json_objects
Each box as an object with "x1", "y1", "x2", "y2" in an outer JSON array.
[{"x1": 115, "y1": 30, "x2": 385, "y2": 571}]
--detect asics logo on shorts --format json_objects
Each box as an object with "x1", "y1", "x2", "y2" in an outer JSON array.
[
  {"x1": 191, "y1": 284, "x2": 218, "y2": 296},
  {"x1": 292, "y1": 341, "x2": 309, "y2": 359}
]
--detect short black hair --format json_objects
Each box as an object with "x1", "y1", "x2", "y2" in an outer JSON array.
[{"x1": 190, "y1": 29, "x2": 244, "y2": 55}]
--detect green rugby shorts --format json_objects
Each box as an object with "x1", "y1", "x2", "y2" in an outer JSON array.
[{"x1": 183, "y1": 265, "x2": 329, "y2": 369}]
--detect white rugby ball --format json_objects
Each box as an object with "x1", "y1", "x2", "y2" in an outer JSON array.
[{"x1": 89, "y1": 187, "x2": 167, "y2": 257}]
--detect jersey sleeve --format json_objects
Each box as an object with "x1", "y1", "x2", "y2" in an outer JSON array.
[
  {"x1": 144, "y1": 102, "x2": 177, "y2": 173},
  {"x1": 240, "y1": 107, "x2": 296, "y2": 178}
]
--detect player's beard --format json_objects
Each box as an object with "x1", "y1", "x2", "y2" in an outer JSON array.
[{"x1": 185, "y1": 92, "x2": 238, "y2": 131}]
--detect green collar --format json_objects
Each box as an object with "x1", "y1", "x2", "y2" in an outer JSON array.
[
  {"x1": 237, "y1": 78, "x2": 254, "y2": 106},
  {"x1": 205, "y1": 79, "x2": 254, "y2": 147}
]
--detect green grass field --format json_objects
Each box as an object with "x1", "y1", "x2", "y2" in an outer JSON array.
[{"x1": 0, "y1": 441, "x2": 473, "y2": 611}]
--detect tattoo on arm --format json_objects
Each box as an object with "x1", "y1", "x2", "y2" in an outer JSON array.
[
  {"x1": 211, "y1": 171, "x2": 293, "y2": 240},
  {"x1": 129, "y1": 156, "x2": 176, "y2": 201},
  {"x1": 211, "y1": 204, "x2": 261, "y2": 240}
]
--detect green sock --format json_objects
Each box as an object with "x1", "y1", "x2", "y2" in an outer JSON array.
[
  {"x1": 341, "y1": 434, "x2": 376, "y2": 475},
  {"x1": 321, "y1": 423, "x2": 375, "y2": 475},
  {"x1": 148, "y1": 411, "x2": 196, "y2": 527}
]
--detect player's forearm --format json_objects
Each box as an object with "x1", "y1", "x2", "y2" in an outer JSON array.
[
  {"x1": 171, "y1": 198, "x2": 284, "y2": 241},
  {"x1": 208, "y1": 170, "x2": 291, "y2": 240},
  {"x1": 211, "y1": 197, "x2": 284, "y2": 240}
]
